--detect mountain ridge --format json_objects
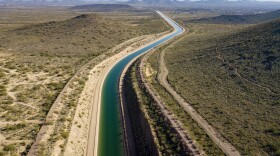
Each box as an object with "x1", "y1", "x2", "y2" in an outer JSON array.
[{"x1": 190, "y1": 9, "x2": 280, "y2": 24}]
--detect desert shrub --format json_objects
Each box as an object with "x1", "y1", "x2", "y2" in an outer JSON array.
[
  {"x1": 42, "y1": 92, "x2": 56, "y2": 112},
  {"x1": 3, "y1": 144, "x2": 16, "y2": 151},
  {"x1": 0, "y1": 85, "x2": 7, "y2": 96},
  {"x1": 61, "y1": 131, "x2": 69, "y2": 139},
  {"x1": 2, "y1": 123, "x2": 27, "y2": 131},
  {"x1": 4, "y1": 61, "x2": 16, "y2": 69},
  {"x1": 0, "y1": 69, "x2": 5, "y2": 78},
  {"x1": 47, "y1": 82, "x2": 64, "y2": 91},
  {"x1": 68, "y1": 101, "x2": 76, "y2": 108},
  {"x1": 16, "y1": 92, "x2": 28, "y2": 102}
]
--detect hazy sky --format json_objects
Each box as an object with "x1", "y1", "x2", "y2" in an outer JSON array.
[
  {"x1": 2, "y1": 0, "x2": 280, "y2": 2},
  {"x1": 85, "y1": 0, "x2": 280, "y2": 1},
  {"x1": 257, "y1": 0, "x2": 280, "y2": 1}
]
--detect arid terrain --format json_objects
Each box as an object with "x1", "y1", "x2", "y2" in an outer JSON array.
[
  {"x1": 0, "y1": 7, "x2": 169, "y2": 155},
  {"x1": 145, "y1": 11, "x2": 280, "y2": 155},
  {"x1": 0, "y1": 3, "x2": 279, "y2": 156}
]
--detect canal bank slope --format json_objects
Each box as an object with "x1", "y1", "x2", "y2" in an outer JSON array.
[
  {"x1": 87, "y1": 11, "x2": 185, "y2": 156},
  {"x1": 64, "y1": 34, "x2": 167, "y2": 156}
]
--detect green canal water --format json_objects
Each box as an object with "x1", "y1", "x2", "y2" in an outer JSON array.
[{"x1": 97, "y1": 11, "x2": 184, "y2": 156}]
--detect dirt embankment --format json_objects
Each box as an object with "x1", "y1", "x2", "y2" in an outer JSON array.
[
  {"x1": 120, "y1": 59, "x2": 159, "y2": 156},
  {"x1": 140, "y1": 54, "x2": 202, "y2": 156},
  {"x1": 120, "y1": 57, "x2": 198, "y2": 155}
]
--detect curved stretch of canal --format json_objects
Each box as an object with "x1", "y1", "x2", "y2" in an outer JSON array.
[{"x1": 97, "y1": 11, "x2": 184, "y2": 156}]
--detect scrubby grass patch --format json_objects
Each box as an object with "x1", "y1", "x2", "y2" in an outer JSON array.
[
  {"x1": 152, "y1": 20, "x2": 280, "y2": 155},
  {"x1": 147, "y1": 47, "x2": 224, "y2": 155}
]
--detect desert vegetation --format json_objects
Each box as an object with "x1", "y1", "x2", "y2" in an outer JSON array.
[
  {"x1": 146, "y1": 31, "x2": 231, "y2": 155},
  {"x1": 148, "y1": 14, "x2": 279, "y2": 155},
  {"x1": 0, "y1": 7, "x2": 169, "y2": 155}
]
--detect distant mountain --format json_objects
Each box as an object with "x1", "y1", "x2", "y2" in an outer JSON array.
[
  {"x1": 191, "y1": 9, "x2": 280, "y2": 24},
  {"x1": 0, "y1": 0, "x2": 87, "y2": 6},
  {"x1": 71, "y1": 4, "x2": 137, "y2": 12}
]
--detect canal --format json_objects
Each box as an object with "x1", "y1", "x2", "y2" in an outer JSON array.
[{"x1": 97, "y1": 11, "x2": 184, "y2": 156}]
